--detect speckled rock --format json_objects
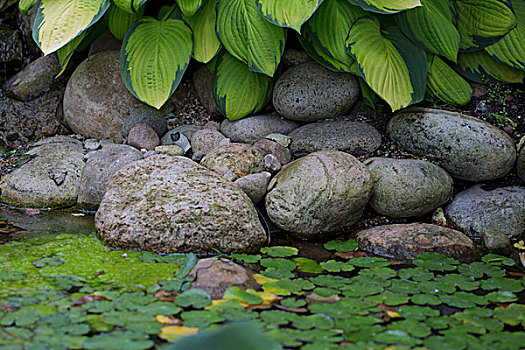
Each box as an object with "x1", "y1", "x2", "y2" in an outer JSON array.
[
  {"x1": 0, "y1": 136, "x2": 84, "y2": 209},
  {"x1": 193, "y1": 66, "x2": 220, "y2": 116},
  {"x1": 282, "y1": 49, "x2": 313, "y2": 69},
  {"x1": 264, "y1": 154, "x2": 281, "y2": 173},
  {"x1": 273, "y1": 62, "x2": 360, "y2": 122},
  {"x1": 162, "y1": 125, "x2": 201, "y2": 145},
  {"x1": 155, "y1": 145, "x2": 185, "y2": 156},
  {"x1": 265, "y1": 151, "x2": 372, "y2": 239},
  {"x1": 289, "y1": 120, "x2": 381, "y2": 157},
  {"x1": 126, "y1": 124, "x2": 160, "y2": 151},
  {"x1": 88, "y1": 30, "x2": 122, "y2": 56},
  {"x1": 201, "y1": 143, "x2": 265, "y2": 178},
  {"x1": 387, "y1": 108, "x2": 516, "y2": 181},
  {"x1": 356, "y1": 223, "x2": 478, "y2": 262},
  {"x1": 121, "y1": 105, "x2": 168, "y2": 138},
  {"x1": 221, "y1": 113, "x2": 300, "y2": 144},
  {"x1": 189, "y1": 258, "x2": 259, "y2": 299},
  {"x1": 3, "y1": 55, "x2": 61, "y2": 101},
  {"x1": 77, "y1": 144, "x2": 142, "y2": 211},
  {"x1": 445, "y1": 186, "x2": 525, "y2": 253},
  {"x1": 0, "y1": 24, "x2": 23, "y2": 63},
  {"x1": 365, "y1": 158, "x2": 453, "y2": 218},
  {"x1": 253, "y1": 138, "x2": 291, "y2": 165},
  {"x1": 95, "y1": 155, "x2": 267, "y2": 254},
  {"x1": 234, "y1": 172, "x2": 271, "y2": 203},
  {"x1": 191, "y1": 128, "x2": 227, "y2": 162}
]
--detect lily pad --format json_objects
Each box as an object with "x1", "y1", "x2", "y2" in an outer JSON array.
[
  {"x1": 410, "y1": 294, "x2": 441, "y2": 306},
  {"x1": 480, "y1": 277, "x2": 524, "y2": 293},
  {"x1": 493, "y1": 303, "x2": 525, "y2": 327},
  {"x1": 260, "y1": 258, "x2": 297, "y2": 271},
  {"x1": 83, "y1": 331, "x2": 153, "y2": 350},
  {"x1": 319, "y1": 260, "x2": 355, "y2": 273},
  {"x1": 175, "y1": 289, "x2": 212, "y2": 308},
  {"x1": 457, "y1": 262, "x2": 505, "y2": 278},
  {"x1": 230, "y1": 254, "x2": 261, "y2": 264},
  {"x1": 294, "y1": 258, "x2": 323, "y2": 274},
  {"x1": 280, "y1": 298, "x2": 306, "y2": 308},
  {"x1": 365, "y1": 292, "x2": 410, "y2": 306},
  {"x1": 323, "y1": 239, "x2": 358, "y2": 252},
  {"x1": 180, "y1": 310, "x2": 224, "y2": 328},
  {"x1": 387, "y1": 319, "x2": 431, "y2": 338},
  {"x1": 439, "y1": 292, "x2": 488, "y2": 308},
  {"x1": 348, "y1": 257, "x2": 390, "y2": 268},
  {"x1": 260, "y1": 246, "x2": 298, "y2": 257},
  {"x1": 481, "y1": 254, "x2": 515, "y2": 266},
  {"x1": 32, "y1": 257, "x2": 65, "y2": 268},
  {"x1": 223, "y1": 286, "x2": 263, "y2": 305},
  {"x1": 413, "y1": 253, "x2": 458, "y2": 271}
]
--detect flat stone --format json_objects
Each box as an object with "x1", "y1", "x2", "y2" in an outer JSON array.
[
  {"x1": 265, "y1": 151, "x2": 371, "y2": 239},
  {"x1": 221, "y1": 113, "x2": 300, "y2": 144},
  {"x1": 273, "y1": 61, "x2": 360, "y2": 122},
  {"x1": 201, "y1": 143, "x2": 265, "y2": 178},
  {"x1": 365, "y1": 158, "x2": 453, "y2": 218},
  {"x1": 154, "y1": 145, "x2": 185, "y2": 157},
  {"x1": 95, "y1": 155, "x2": 267, "y2": 254},
  {"x1": 289, "y1": 120, "x2": 381, "y2": 157},
  {"x1": 387, "y1": 107, "x2": 516, "y2": 181},
  {"x1": 356, "y1": 223, "x2": 478, "y2": 262},
  {"x1": 234, "y1": 172, "x2": 271, "y2": 204}
]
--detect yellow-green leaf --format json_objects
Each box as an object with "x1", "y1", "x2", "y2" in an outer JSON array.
[
  {"x1": 346, "y1": 17, "x2": 427, "y2": 111},
  {"x1": 55, "y1": 31, "x2": 86, "y2": 78},
  {"x1": 176, "y1": 0, "x2": 204, "y2": 17},
  {"x1": 106, "y1": 3, "x2": 145, "y2": 41},
  {"x1": 426, "y1": 55, "x2": 472, "y2": 106},
  {"x1": 457, "y1": 50, "x2": 525, "y2": 83},
  {"x1": 120, "y1": 17, "x2": 193, "y2": 109},
  {"x1": 212, "y1": 52, "x2": 273, "y2": 121},
  {"x1": 113, "y1": 0, "x2": 147, "y2": 14},
  {"x1": 183, "y1": 0, "x2": 221, "y2": 63},
  {"x1": 347, "y1": 0, "x2": 421, "y2": 14},
  {"x1": 216, "y1": 0, "x2": 286, "y2": 77},
  {"x1": 455, "y1": 0, "x2": 516, "y2": 51},
  {"x1": 485, "y1": 0, "x2": 525, "y2": 71},
  {"x1": 19, "y1": 0, "x2": 38, "y2": 15},
  {"x1": 255, "y1": 0, "x2": 324, "y2": 33},
  {"x1": 158, "y1": 326, "x2": 199, "y2": 342},
  {"x1": 33, "y1": 0, "x2": 110, "y2": 55}
]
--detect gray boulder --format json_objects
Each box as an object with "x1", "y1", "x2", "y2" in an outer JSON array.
[
  {"x1": 77, "y1": 144, "x2": 143, "y2": 211},
  {"x1": 126, "y1": 124, "x2": 160, "y2": 151},
  {"x1": 282, "y1": 49, "x2": 313, "y2": 69},
  {"x1": 162, "y1": 125, "x2": 201, "y2": 145},
  {"x1": 234, "y1": 172, "x2": 271, "y2": 203},
  {"x1": 253, "y1": 138, "x2": 291, "y2": 166},
  {"x1": 121, "y1": 105, "x2": 168, "y2": 138},
  {"x1": 265, "y1": 151, "x2": 372, "y2": 239},
  {"x1": 356, "y1": 223, "x2": 478, "y2": 262},
  {"x1": 221, "y1": 113, "x2": 300, "y2": 144},
  {"x1": 289, "y1": 120, "x2": 381, "y2": 157},
  {"x1": 201, "y1": 143, "x2": 265, "y2": 179},
  {"x1": 387, "y1": 108, "x2": 516, "y2": 181},
  {"x1": 95, "y1": 155, "x2": 267, "y2": 254},
  {"x1": 0, "y1": 136, "x2": 84, "y2": 209},
  {"x1": 365, "y1": 158, "x2": 453, "y2": 218},
  {"x1": 273, "y1": 61, "x2": 360, "y2": 122},
  {"x1": 0, "y1": 25, "x2": 22, "y2": 63},
  {"x1": 445, "y1": 186, "x2": 525, "y2": 253},
  {"x1": 191, "y1": 128, "x2": 227, "y2": 161}
]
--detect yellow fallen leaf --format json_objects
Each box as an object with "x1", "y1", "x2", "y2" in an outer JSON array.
[
  {"x1": 513, "y1": 240, "x2": 525, "y2": 250},
  {"x1": 253, "y1": 274, "x2": 278, "y2": 285},
  {"x1": 386, "y1": 311, "x2": 401, "y2": 318},
  {"x1": 158, "y1": 326, "x2": 199, "y2": 342},
  {"x1": 155, "y1": 315, "x2": 180, "y2": 325},
  {"x1": 71, "y1": 213, "x2": 85, "y2": 217},
  {"x1": 205, "y1": 298, "x2": 245, "y2": 310}
]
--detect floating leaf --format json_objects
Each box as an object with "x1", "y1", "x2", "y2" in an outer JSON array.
[
  {"x1": 411, "y1": 293, "x2": 441, "y2": 306},
  {"x1": 224, "y1": 286, "x2": 263, "y2": 305},
  {"x1": 348, "y1": 257, "x2": 390, "y2": 267},
  {"x1": 485, "y1": 291, "x2": 518, "y2": 303},
  {"x1": 365, "y1": 292, "x2": 410, "y2": 306},
  {"x1": 83, "y1": 331, "x2": 153, "y2": 350},
  {"x1": 397, "y1": 267, "x2": 434, "y2": 281},
  {"x1": 0, "y1": 308, "x2": 40, "y2": 327},
  {"x1": 261, "y1": 246, "x2": 299, "y2": 257},
  {"x1": 482, "y1": 254, "x2": 516, "y2": 266},
  {"x1": 294, "y1": 258, "x2": 323, "y2": 274},
  {"x1": 387, "y1": 319, "x2": 431, "y2": 338},
  {"x1": 413, "y1": 253, "x2": 458, "y2": 271},
  {"x1": 480, "y1": 277, "x2": 524, "y2": 293},
  {"x1": 320, "y1": 260, "x2": 355, "y2": 272},
  {"x1": 439, "y1": 292, "x2": 488, "y2": 308},
  {"x1": 397, "y1": 305, "x2": 440, "y2": 320},
  {"x1": 280, "y1": 298, "x2": 306, "y2": 308},
  {"x1": 323, "y1": 239, "x2": 358, "y2": 252},
  {"x1": 175, "y1": 289, "x2": 212, "y2": 308},
  {"x1": 260, "y1": 258, "x2": 297, "y2": 271},
  {"x1": 457, "y1": 262, "x2": 505, "y2": 279},
  {"x1": 137, "y1": 302, "x2": 181, "y2": 315},
  {"x1": 158, "y1": 326, "x2": 199, "y2": 342},
  {"x1": 231, "y1": 254, "x2": 261, "y2": 264},
  {"x1": 32, "y1": 257, "x2": 65, "y2": 268},
  {"x1": 180, "y1": 310, "x2": 224, "y2": 328},
  {"x1": 493, "y1": 303, "x2": 525, "y2": 327}
]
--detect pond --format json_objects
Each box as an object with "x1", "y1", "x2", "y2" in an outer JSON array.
[{"x1": 0, "y1": 206, "x2": 524, "y2": 350}]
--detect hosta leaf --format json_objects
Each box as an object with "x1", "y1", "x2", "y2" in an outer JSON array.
[
  {"x1": 113, "y1": 0, "x2": 147, "y2": 14},
  {"x1": 212, "y1": 52, "x2": 274, "y2": 121},
  {"x1": 120, "y1": 17, "x2": 193, "y2": 109},
  {"x1": 55, "y1": 31, "x2": 87, "y2": 77},
  {"x1": 346, "y1": 17, "x2": 427, "y2": 111},
  {"x1": 19, "y1": 0, "x2": 38, "y2": 15},
  {"x1": 359, "y1": 77, "x2": 377, "y2": 109},
  {"x1": 457, "y1": 50, "x2": 525, "y2": 83},
  {"x1": 106, "y1": 4, "x2": 145, "y2": 41},
  {"x1": 256, "y1": 0, "x2": 324, "y2": 33},
  {"x1": 397, "y1": 0, "x2": 460, "y2": 62},
  {"x1": 216, "y1": 0, "x2": 286, "y2": 76},
  {"x1": 485, "y1": 0, "x2": 525, "y2": 71},
  {"x1": 455, "y1": 0, "x2": 516, "y2": 51},
  {"x1": 301, "y1": 0, "x2": 364, "y2": 72},
  {"x1": 346, "y1": 0, "x2": 421, "y2": 14},
  {"x1": 183, "y1": 0, "x2": 221, "y2": 63},
  {"x1": 176, "y1": 0, "x2": 204, "y2": 17},
  {"x1": 33, "y1": 0, "x2": 110, "y2": 55},
  {"x1": 426, "y1": 54, "x2": 472, "y2": 106}
]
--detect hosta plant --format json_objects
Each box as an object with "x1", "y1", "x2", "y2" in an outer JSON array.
[{"x1": 22, "y1": 0, "x2": 525, "y2": 120}]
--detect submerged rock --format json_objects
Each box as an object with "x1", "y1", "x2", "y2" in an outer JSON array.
[
  {"x1": 95, "y1": 155, "x2": 266, "y2": 254},
  {"x1": 265, "y1": 151, "x2": 371, "y2": 239},
  {"x1": 365, "y1": 158, "x2": 453, "y2": 218},
  {"x1": 221, "y1": 113, "x2": 300, "y2": 144},
  {"x1": 356, "y1": 223, "x2": 478, "y2": 262},
  {"x1": 387, "y1": 108, "x2": 516, "y2": 181},
  {"x1": 0, "y1": 136, "x2": 84, "y2": 209}
]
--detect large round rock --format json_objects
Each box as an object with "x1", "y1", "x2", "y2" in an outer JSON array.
[
  {"x1": 365, "y1": 158, "x2": 453, "y2": 217},
  {"x1": 221, "y1": 113, "x2": 300, "y2": 144},
  {"x1": 273, "y1": 62, "x2": 360, "y2": 122},
  {"x1": 265, "y1": 151, "x2": 372, "y2": 239},
  {"x1": 63, "y1": 51, "x2": 143, "y2": 142},
  {"x1": 387, "y1": 108, "x2": 516, "y2": 181},
  {"x1": 95, "y1": 155, "x2": 266, "y2": 254},
  {"x1": 201, "y1": 143, "x2": 265, "y2": 178},
  {"x1": 289, "y1": 120, "x2": 381, "y2": 157},
  {"x1": 357, "y1": 224, "x2": 478, "y2": 261}
]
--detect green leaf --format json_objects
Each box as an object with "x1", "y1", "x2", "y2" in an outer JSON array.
[
  {"x1": 486, "y1": 291, "x2": 518, "y2": 303},
  {"x1": 83, "y1": 331, "x2": 153, "y2": 350},
  {"x1": 120, "y1": 16, "x2": 193, "y2": 109},
  {"x1": 455, "y1": 0, "x2": 516, "y2": 51},
  {"x1": 458, "y1": 262, "x2": 505, "y2": 279},
  {"x1": 346, "y1": 0, "x2": 421, "y2": 14},
  {"x1": 216, "y1": 0, "x2": 286, "y2": 76},
  {"x1": 32, "y1": 257, "x2": 65, "y2": 268},
  {"x1": 176, "y1": 0, "x2": 204, "y2": 17},
  {"x1": 294, "y1": 258, "x2": 323, "y2": 273},
  {"x1": 397, "y1": 267, "x2": 434, "y2": 281},
  {"x1": 413, "y1": 252, "x2": 458, "y2": 271},
  {"x1": 212, "y1": 52, "x2": 274, "y2": 121},
  {"x1": 387, "y1": 319, "x2": 431, "y2": 338},
  {"x1": 55, "y1": 31, "x2": 86, "y2": 77},
  {"x1": 224, "y1": 286, "x2": 263, "y2": 305},
  {"x1": 481, "y1": 254, "x2": 516, "y2": 266},
  {"x1": 183, "y1": 0, "x2": 221, "y2": 63},
  {"x1": 106, "y1": 3, "x2": 144, "y2": 41},
  {"x1": 261, "y1": 246, "x2": 299, "y2": 257},
  {"x1": 260, "y1": 258, "x2": 297, "y2": 271},
  {"x1": 256, "y1": 0, "x2": 324, "y2": 33},
  {"x1": 396, "y1": 0, "x2": 460, "y2": 62},
  {"x1": 0, "y1": 308, "x2": 40, "y2": 327},
  {"x1": 181, "y1": 310, "x2": 224, "y2": 327},
  {"x1": 411, "y1": 293, "x2": 441, "y2": 306},
  {"x1": 485, "y1": 0, "x2": 525, "y2": 71},
  {"x1": 348, "y1": 256, "x2": 390, "y2": 267},
  {"x1": 358, "y1": 77, "x2": 377, "y2": 109},
  {"x1": 493, "y1": 303, "x2": 525, "y2": 327},
  {"x1": 175, "y1": 253, "x2": 197, "y2": 279},
  {"x1": 320, "y1": 260, "x2": 355, "y2": 272},
  {"x1": 231, "y1": 254, "x2": 262, "y2": 263},
  {"x1": 346, "y1": 17, "x2": 427, "y2": 111},
  {"x1": 323, "y1": 239, "x2": 358, "y2": 252},
  {"x1": 137, "y1": 302, "x2": 182, "y2": 315},
  {"x1": 175, "y1": 289, "x2": 211, "y2": 308},
  {"x1": 112, "y1": 0, "x2": 147, "y2": 14},
  {"x1": 19, "y1": 0, "x2": 38, "y2": 15},
  {"x1": 426, "y1": 54, "x2": 472, "y2": 106},
  {"x1": 33, "y1": 0, "x2": 109, "y2": 55},
  {"x1": 480, "y1": 277, "x2": 524, "y2": 293},
  {"x1": 365, "y1": 292, "x2": 410, "y2": 306},
  {"x1": 439, "y1": 292, "x2": 488, "y2": 308}
]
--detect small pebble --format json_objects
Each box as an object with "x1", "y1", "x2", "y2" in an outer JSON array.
[{"x1": 264, "y1": 154, "x2": 281, "y2": 173}]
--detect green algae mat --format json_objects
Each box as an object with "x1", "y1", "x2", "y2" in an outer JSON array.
[{"x1": 1, "y1": 234, "x2": 525, "y2": 349}]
